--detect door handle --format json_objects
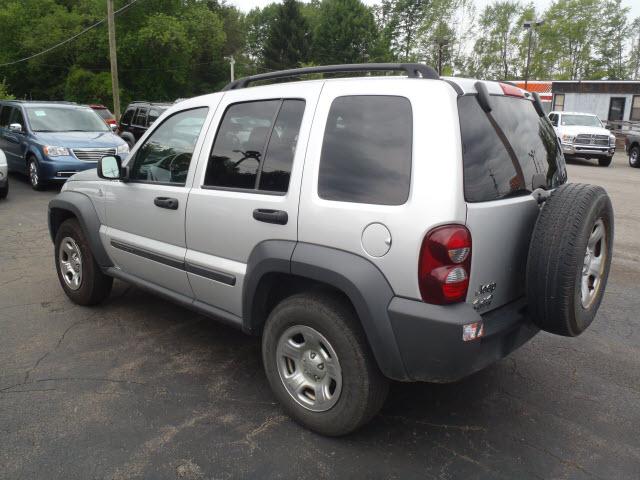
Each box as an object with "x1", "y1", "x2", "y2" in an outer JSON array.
[
  {"x1": 253, "y1": 209, "x2": 288, "y2": 225},
  {"x1": 154, "y1": 196, "x2": 179, "y2": 210}
]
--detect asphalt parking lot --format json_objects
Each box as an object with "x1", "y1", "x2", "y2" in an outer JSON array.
[{"x1": 1, "y1": 152, "x2": 639, "y2": 480}]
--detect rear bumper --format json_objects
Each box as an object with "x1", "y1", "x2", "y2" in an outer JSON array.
[{"x1": 388, "y1": 297, "x2": 538, "y2": 382}]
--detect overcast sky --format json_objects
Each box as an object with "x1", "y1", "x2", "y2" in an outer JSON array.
[{"x1": 230, "y1": 0, "x2": 640, "y2": 19}]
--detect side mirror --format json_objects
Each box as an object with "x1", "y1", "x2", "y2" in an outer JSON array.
[
  {"x1": 9, "y1": 123, "x2": 22, "y2": 133},
  {"x1": 98, "y1": 155, "x2": 123, "y2": 180},
  {"x1": 110, "y1": 123, "x2": 117, "y2": 132}
]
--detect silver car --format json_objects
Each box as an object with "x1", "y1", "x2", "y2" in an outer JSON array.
[{"x1": 47, "y1": 64, "x2": 614, "y2": 436}]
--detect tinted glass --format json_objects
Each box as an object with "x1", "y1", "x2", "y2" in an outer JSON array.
[
  {"x1": 259, "y1": 100, "x2": 305, "y2": 192},
  {"x1": 459, "y1": 95, "x2": 566, "y2": 203},
  {"x1": 129, "y1": 107, "x2": 208, "y2": 185},
  {"x1": 148, "y1": 109, "x2": 161, "y2": 126},
  {"x1": 318, "y1": 96, "x2": 412, "y2": 205},
  {"x1": 204, "y1": 100, "x2": 281, "y2": 190},
  {"x1": 26, "y1": 106, "x2": 109, "y2": 132},
  {"x1": 10, "y1": 108, "x2": 25, "y2": 128},
  {"x1": 133, "y1": 108, "x2": 147, "y2": 126},
  {"x1": 0, "y1": 106, "x2": 13, "y2": 127},
  {"x1": 121, "y1": 108, "x2": 135, "y2": 125}
]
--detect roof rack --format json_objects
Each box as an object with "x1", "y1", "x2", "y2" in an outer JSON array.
[{"x1": 223, "y1": 63, "x2": 439, "y2": 91}]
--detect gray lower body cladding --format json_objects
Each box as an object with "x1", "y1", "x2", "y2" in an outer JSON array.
[{"x1": 388, "y1": 296, "x2": 537, "y2": 382}]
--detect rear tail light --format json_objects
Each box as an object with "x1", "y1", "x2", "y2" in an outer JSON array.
[{"x1": 418, "y1": 225, "x2": 472, "y2": 304}]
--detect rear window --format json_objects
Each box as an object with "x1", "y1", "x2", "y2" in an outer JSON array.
[
  {"x1": 318, "y1": 95, "x2": 412, "y2": 205},
  {"x1": 459, "y1": 95, "x2": 566, "y2": 203}
]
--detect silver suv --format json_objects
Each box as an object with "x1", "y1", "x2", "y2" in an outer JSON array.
[{"x1": 48, "y1": 64, "x2": 614, "y2": 436}]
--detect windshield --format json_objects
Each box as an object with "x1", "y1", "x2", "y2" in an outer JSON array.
[
  {"x1": 26, "y1": 106, "x2": 110, "y2": 132},
  {"x1": 561, "y1": 114, "x2": 602, "y2": 127}
]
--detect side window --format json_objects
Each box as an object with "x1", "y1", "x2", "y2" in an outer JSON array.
[
  {"x1": 549, "y1": 113, "x2": 558, "y2": 126},
  {"x1": 0, "y1": 106, "x2": 14, "y2": 127},
  {"x1": 120, "y1": 108, "x2": 135, "y2": 126},
  {"x1": 128, "y1": 107, "x2": 209, "y2": 186},
  {"x1": 318, "y1": 95, "x2": 412, "y2": 205},
  {"x1": 204, "y1": 99, "x2": 305, "y2": 193},
  {"x1": 133, "y1": 107, "x2": 147, "y2": 127},
  {"x1": 10, "y1": 108, "x2": 25, "y2": 128}
]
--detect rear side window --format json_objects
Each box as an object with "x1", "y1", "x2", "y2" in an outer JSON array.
[
  {"x1": 318, "y1": 96, "x2": 412, "y2": 205},
  {"x1": 458, "y1": 95, "x2": 566, "y2": 203},
  {"x1": 0, "y1": 106, "x2": 14, "y2": 127},
  {"x1": 204, "y1": 99, "x2": 305, "y2": 193},
  {"x1": 133, "y1": 108, "x2": 147, "y2": 126}
]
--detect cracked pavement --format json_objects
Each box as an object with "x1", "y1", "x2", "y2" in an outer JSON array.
[{"x1": 1, "y1": 152, "x2": 640, "y2": 479}]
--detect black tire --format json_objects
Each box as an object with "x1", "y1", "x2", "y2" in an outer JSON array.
[
  {"x1": 0, "y1": 181, "x2": 7, "y2": 199},
  {"x1": 262, "y1": 292, "x2": 389, "y2": 436},
  {"x1": 527, "y1": 183, "x2": 613, "y2": 337},
  {"x1": 629, "y1": 146, "x2": 640, "y2": 168},
  {"x1": 27, "y1": 157, "x2": 45, "y2": 191},
  {"x1": 54, "y1": 218, "x2": 113, "y2": 305},
  {"x1": 598, "y1": 155, "x2": 613, "y2": 167}
]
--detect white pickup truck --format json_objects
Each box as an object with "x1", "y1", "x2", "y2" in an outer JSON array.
[{"x1": 548, "y1": 111, "x2": 616, "y2": 166}]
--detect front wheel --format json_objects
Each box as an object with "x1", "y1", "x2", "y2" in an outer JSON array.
[
  {"x1": 54, "y1": 218, "x2": 113, "y2": 305},
  {"x1": 629, "y1": 146, "x2": 640, "y2": 168},
  {"x1": 598, "y1": 156, "x2": 613, "y2": 167},
  {"x1": 0, "y1": 181, "x2": 7, "y2": 199},
  {"x1": 28, "y1": 157, "x2": 45, "y2": 191},
  {"x1": 262, "y1": 292, "x2": 389, "y2": 436}
]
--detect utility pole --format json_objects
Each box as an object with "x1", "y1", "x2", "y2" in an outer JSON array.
[
  {"x1": 225, "y1": 55, "x2": 235, "y2": 82},
  {"x1": 107, "y1": 0, "x2": 121, "y2": 120},
  {"x1": 523, "y1": 19, "x2": 544, "y2": 90}
]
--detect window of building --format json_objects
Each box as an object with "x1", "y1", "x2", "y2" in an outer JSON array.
[
  {"x1": 631, "y1": 95, "x2": 640, "y2": 122},
  {"x1": 553, "y1": 94, "x2": 565, "y2": 111},
  {"x1": 204, "y1": 99, "x2": 305, "y2": 193},
  {"x1": 318, "y1": 95, "x2": 412, "y2": 205}
]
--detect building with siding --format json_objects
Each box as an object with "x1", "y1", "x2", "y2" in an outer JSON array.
[{"x1": 551, "y1": 81, "x2": 640, "y2": 123}]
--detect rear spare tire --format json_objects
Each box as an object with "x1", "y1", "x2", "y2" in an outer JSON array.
[{"x1": 527, "y1": 183, "x2": 613, "y2": 336}]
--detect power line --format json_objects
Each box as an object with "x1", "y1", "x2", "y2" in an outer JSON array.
[{"x1": 0, "y1": 0, "x2": 143, "y2": 68}]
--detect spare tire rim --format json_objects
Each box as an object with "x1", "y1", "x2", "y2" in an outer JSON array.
[
  {"x1": 276, "y1": 325, "x2": 342, "y2": 412},
  {"x1": 581, "y1": 218, "x2": 606, "y2": 309},
  {"x1": 58, "y1": 236, "x2": 83, "y2": 291}
]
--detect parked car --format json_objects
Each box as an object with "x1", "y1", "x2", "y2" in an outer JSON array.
[
  {"x1": 0, "y1": 149, "x2": 8, "y2": 199},
  {"x1": 88, "y1": 104, "x2": 116, "y2": 130},
  {"x1": 0, "y1": 100, "x2": 129, "y2": 190},
  {"x1": 548, "y1": 110, "x2": 616, "y2": 166},
  {"x1": 117, "y1": 101, "x2": 171, "y2": 148},
  {"x1": 625, "y1": 133, "x2": 640, "y2": 168},
  {"x1": 48, "y1": 64, "x2": 613, "y2": 436}
]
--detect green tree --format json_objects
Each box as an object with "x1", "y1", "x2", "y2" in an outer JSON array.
[
  {"x1": 312, "y1": 0, "x2": 380, "y2": 65},
  {"x1": 473, "y1": 1, "x2": 523, "y2": 79},
  {"x1": 630, "y1": 17, "x2": 640, "y2": 80},
  {"x1": 0, "y1": 78, "x2": 15, "y2": 100},
  {"x1": 594, "y1": 0, "x2": 630, "y2": 79},
  {"x1": 263, "y1": 0, "x2": 310, "y2": 71}
]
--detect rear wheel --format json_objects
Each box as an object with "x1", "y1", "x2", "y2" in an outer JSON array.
[
  {"x1": 262, "y1": 292, "x2": 389, "y2": 436},
  {"x1": 54, "y1": 218, "x2": 113, "y2": 305},
  {"x1": 598, "y1": 155, "x2": 613, "y2": 167},
  {"x1": 629, "y1": 146, "x2": 640, "y2": 168},
  {"x1": 527, "y1": 183, "x2": 613, "y2": 336}
]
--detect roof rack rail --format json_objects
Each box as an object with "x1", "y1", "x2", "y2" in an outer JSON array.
[{"x1": 222, "y1": 63, "x2": 439, "y2": 90}]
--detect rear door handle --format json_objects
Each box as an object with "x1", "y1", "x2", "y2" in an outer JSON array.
[
  {"x1": 154, "y1": 196, "x2": 179, "y2": 210},
  {"x1": 252, "y1": 209, "x2": 288, "y2": 225}
]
